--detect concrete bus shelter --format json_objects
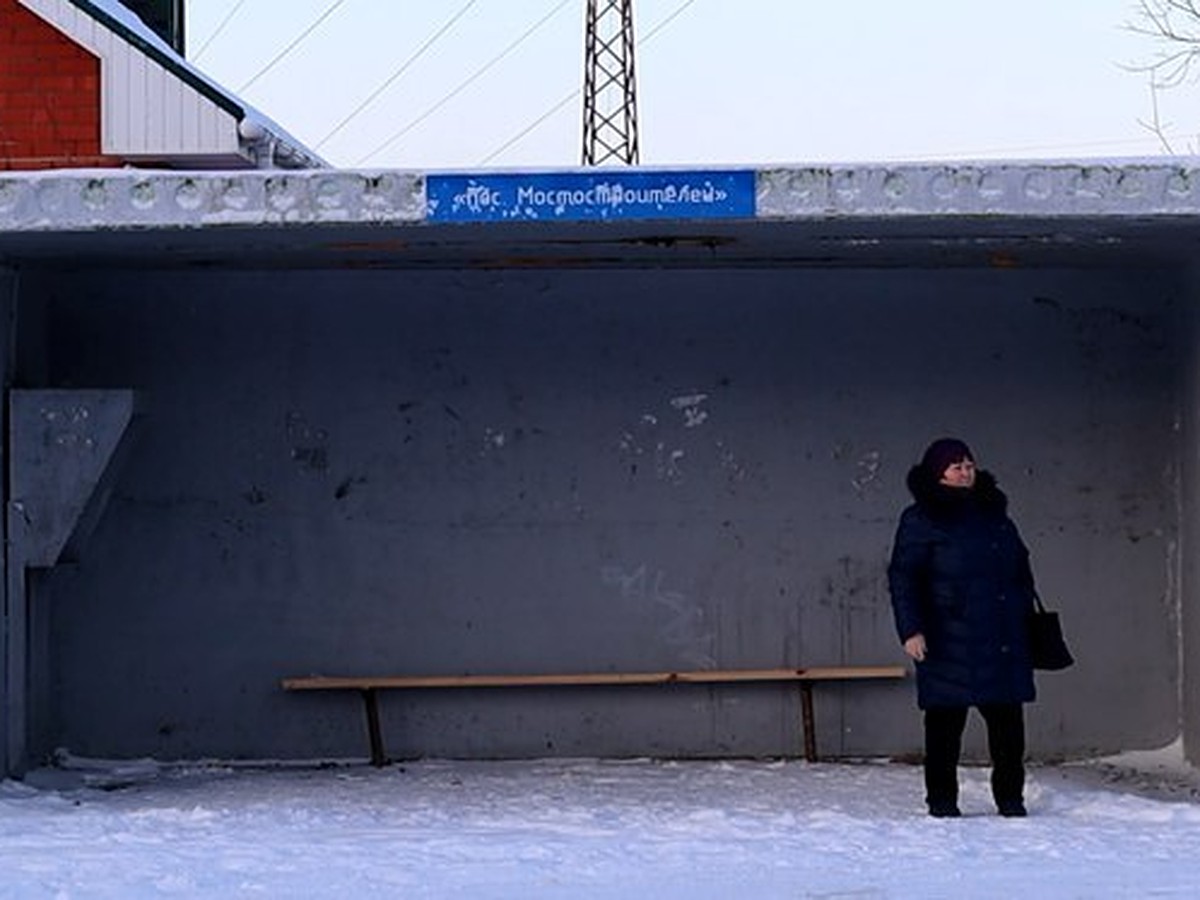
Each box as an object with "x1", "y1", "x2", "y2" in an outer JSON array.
[{"x1": 0, "y1": 162, "x2": 1196, "y2": 775}]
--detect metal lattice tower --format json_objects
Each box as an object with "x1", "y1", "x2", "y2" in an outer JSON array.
[{"x1": 581, "y1": 0, "x2": 640, "y2": 166}]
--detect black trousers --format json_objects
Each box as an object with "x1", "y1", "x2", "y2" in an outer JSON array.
[{"x1": 924, "y1": 703, "x2": 1025, "y2": 809}]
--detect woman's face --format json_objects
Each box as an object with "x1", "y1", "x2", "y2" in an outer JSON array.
[{"x1": 939, "y1": 458, "x2": 976, "y2": 489}]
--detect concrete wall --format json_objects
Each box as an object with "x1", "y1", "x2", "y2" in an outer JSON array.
[{"x1": 19, "y1": 263, "x2": 1183, "y2": 763}]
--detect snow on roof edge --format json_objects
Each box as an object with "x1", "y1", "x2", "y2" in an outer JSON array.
[{"x1": 4, "y1": 162, "x2": 1200, "y2": 235}]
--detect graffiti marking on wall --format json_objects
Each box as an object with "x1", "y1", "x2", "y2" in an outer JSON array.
[
  {"x1": 670, "y1": 393, "x2": 709, "y2": 428},
  {"x1": 618, "y1": 392, "x2": 716, "y2": 486},
  {"x1": 286, "y1": 411, "x2": 329, "y2": 473},
  {"x1": 600, "y1": 563, "x2": 715, "y2": 668},
  {"x1": 851, "y1": 450, "x2": 882, "y2": 494}
]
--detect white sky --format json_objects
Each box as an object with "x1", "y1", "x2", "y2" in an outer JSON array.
[{"x1": 181, "y1": 1, "x2": 1198, "y2": 170}]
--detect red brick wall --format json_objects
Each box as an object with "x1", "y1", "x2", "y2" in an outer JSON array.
[{"x1": 0, "y1": 0, "x2": 120, "y2": 170}]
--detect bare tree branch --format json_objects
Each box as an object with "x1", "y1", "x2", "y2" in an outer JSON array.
[
  {"x1": 1125, "y1": 0, "x2": 1200, "y2": 87},
  {"x1": 1136, "y1": 77, "x2": 1177, "y2": 152},
  {"x1": 1124, "y1": 1, "x2": 1200, "y2": 152}
]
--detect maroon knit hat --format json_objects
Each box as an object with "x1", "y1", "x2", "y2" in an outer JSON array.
[{"x1": 920, "y1": 438, "x2": 974, "y2": 480}]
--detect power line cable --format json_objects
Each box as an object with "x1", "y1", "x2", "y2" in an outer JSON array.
[
  {"x1": 478, "y1": 0, "x2": 700, "y2": 166},
  {"x1": 239, "y1": 0, "x2": 349, "y2": 93},
  {"x1": 355, "y1": 0, "x2": 573, "y2": 166},
  {"x1": 191, "y1": 0, "x2": 249, "y2": 62},
  {"x1": 316, "y1": 0, "x2": 480, "y2": 151},
  {"x1": 640, "y1": 0, "x2": 700, "y2": 42},
  {"x1": 888, "y1": 135, "x2": 1184, "y2": 161},
  {"x1": 479, "y1": 91, "x2": 577, "y2": 166}
]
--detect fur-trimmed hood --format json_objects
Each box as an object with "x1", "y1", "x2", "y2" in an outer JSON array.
[{"x1": 905, "y1": 464, "x2": 1008, "y2": 521}]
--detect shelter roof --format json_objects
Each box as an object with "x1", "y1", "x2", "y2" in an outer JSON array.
[{"x1": 0, "y1": 162, "x2": 1198, "y2": 270}]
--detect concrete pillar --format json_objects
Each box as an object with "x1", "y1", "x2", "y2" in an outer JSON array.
[
  {"x1": 0, "y1": 269, "x2": 14, "y2": 776},
  {"x1": 5, "y1": 389, "x2": 135, "y2": 774},
  {"x1": 1183, "y1": 265, "x2": 1200, "y2": 767}
]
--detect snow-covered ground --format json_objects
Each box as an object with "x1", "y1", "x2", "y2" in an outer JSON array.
[{"x1": 2, "y1": 746, "x2": 1200, "y2": 899}]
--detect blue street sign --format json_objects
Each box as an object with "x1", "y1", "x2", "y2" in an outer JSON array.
[{"x1": 426, "y1": 170, "x2": 755, "y2": 223}]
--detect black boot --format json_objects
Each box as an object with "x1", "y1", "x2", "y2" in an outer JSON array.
[{"x1": 929, "y1": 802, "x2": 962, "y2": 818}]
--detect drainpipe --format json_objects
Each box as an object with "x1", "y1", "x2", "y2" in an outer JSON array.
[{"x1": 237, "y1": 119, "x2": 275, "y2": 169}]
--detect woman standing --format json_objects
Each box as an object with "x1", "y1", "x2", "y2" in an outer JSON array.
[{"x1": 887, "y1": 438, "x2": 1037, "y2": 818}]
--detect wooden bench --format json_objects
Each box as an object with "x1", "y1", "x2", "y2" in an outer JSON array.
[{"x1": 282, "y1": 666, "x2": 906, "y2": 766}]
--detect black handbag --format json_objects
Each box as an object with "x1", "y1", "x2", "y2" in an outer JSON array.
[{"x1": 1029, "y1": 594, "x2": 1074, "y2": 671}]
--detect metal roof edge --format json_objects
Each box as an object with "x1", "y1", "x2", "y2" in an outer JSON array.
[{"x1": 65, "y1": 0, "x2": 243, "y2": 119}]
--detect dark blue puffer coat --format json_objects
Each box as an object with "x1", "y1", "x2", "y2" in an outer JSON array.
[{"x1": 887, "y1": 467, "x2": 1036, "y2": 709}]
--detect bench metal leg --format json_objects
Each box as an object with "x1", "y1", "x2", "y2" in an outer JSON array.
[
  {"x1": 800, "y1": 683, "x2": 817, "y2": 762},
  {"x1": 360, "y1": 688, "x2": 387, "y2": 767}
]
